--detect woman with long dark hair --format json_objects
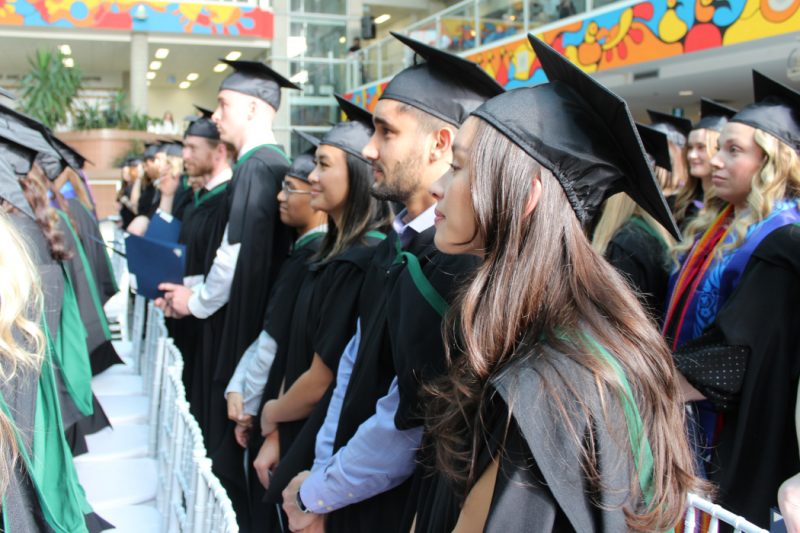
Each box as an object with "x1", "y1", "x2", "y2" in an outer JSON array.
[
  {"x1": 411, "y1": 37, "x2": 700, "y2": 531},
  {"x1": 233, "y1": 97, "x2": 392, "y2": 531}
]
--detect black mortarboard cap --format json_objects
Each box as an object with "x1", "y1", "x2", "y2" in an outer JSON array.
[
  {"x1": 286, "y1": 150, "x2": 316, "y2": 183},
  {"x1": 157, "y1": 141, "x2": 184, "y2": 158},
  {"x1": 647, "y1": 109, "x2": 692, "y2": 146},
  {"x1": 695, "y1": 98, "x2": 737, "y2": 133},
  {"x1": 380, "y1": 32, "x2": 504, "y2": 127},
  {"x1": 185, "y1": 117, "x2": 220, "y2": 140},
  {"x1": 0, "y1": 106, "x2": 68, "y2": 180},
  {"x1": 0, "y1": 157, "x2": 34, "y2": 219},
  {"x1": 315, "y1": 95, "x2": 374, "y2": 163},
  {"x1": 0, "y1": 87, "x2": 15, "y2": 100},
  {"x1": 636, "y1": 123, "x2": 672, "y2": 172},
  {"x1": 0, "y1": 137, "x2": 37, "y2": 176},
  {"x1": 731, "y1": 71, "x2": 800, "y2": 153},
  {"x1": 471, "y1": 35, "x2": 680, "y2": 239},
  {"x1": 219, "y1": 59, "x2": 300, "y2": 111},
  {"x1": 194, "y1": 104, "x2": 214, "y2": 119},
  {"x1": 50, "y1": 136, "x2": 90, "y2": 170},
  {"x1": 143, "y1": 142, "x2": 161, "y2": 160},
  {"x1": 294, "y1": 129, "x2": 321, "y2": 151}
]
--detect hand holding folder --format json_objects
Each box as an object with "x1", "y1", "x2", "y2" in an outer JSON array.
[{"x1": 125, "y1": 234, "x2": 186, "y2": 300}]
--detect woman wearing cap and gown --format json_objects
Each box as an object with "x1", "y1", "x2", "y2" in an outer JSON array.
[
  {"x1": 664, "y1": 72, "x2": 800, "y2": 526},
  {"x1": 221, "y1": 145, "x2": 328, "y2": 530},
  {"x1": 673, "y1": 99, "x2": 738, "y2": 229},
  {"x1": 592, "y1": 124, "x2": 675, "y2": 322},
  {"x1": 406, "y1": 37, "x2": 701, "y2": 532},
  {"x1": 252, "y1": 104, "x2": 393, "y2": 529}
]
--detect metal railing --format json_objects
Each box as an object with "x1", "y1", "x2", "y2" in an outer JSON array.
[{"x1": 346, "y1": 0, "x2": 617, "y2": 88}]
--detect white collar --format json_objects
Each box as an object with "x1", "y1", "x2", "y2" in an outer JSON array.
[{"x1": 204, "y1": 167, "x2": 233, "y2": 190}]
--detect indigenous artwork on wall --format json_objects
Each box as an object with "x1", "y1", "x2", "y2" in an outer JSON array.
[
  {"x1": 346, "y1": 0, "x2": 800, "y2": 111},
  {"x1": 0, "y1": 0, "x2": 274, "y2": 38}
]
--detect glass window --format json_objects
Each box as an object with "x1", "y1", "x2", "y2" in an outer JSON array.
[
  {"x1": 290, "y1": 20, "x2": 349, "y2": 59},
  {"x1": 290, "y1": 102, "x2": 337, "y2": 127},
  {"x1": 290, "y1": 61, "x2": 349, "y2": 95},
  {"x1": 291, "y1": 0, "x2": 346, "y2": 15}
]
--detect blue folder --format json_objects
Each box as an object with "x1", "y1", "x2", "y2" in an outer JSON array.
[
  {"x1": 125, "y1": 234, "x2": 186, "y2": 300},
  {"x1": 145, "y1": 212, "x2": 182, "y2": 243}
]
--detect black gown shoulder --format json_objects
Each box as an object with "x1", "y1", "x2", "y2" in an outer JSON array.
[{"x1": 674, "y1": 222, "x2": 800, "y2": 526}]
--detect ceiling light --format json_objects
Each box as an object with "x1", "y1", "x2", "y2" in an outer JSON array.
[
  {"x1": 59, "y1": 44, "x2": 72, "y2": 56},
  {"x1": 179, "y1": 81, "x2": 191, "y2": 89},
  {"x1": 339, "y1": 36, "x2": 346, "y2": 44},
  {"x1": 150, "y1": 60, "x2": 162, "y2": 71},
  {"x1": 155, "y1": 48, "x2": 170, "y2": 59},
  {"x1": 186, "y1": 72, "x2": 199, "y2": 81},
  {"x1": 374, "y1": 14, "x2": 391, "y2": 24},
  {"x1": 225, "y1": 51, "x2": 242, "y2": 61},
  {"x1": 679, "y1": 90, "x2": 694, "y2": 96},
  {"x1": 146, "y1": 71, "x2": 157, "y2": 80},
  {"x1": 213, "y1": 63, "x2": 228, "y2": 73},
  {"x1": 62, "y1": 57, "x2": 75, "y2": 68}
]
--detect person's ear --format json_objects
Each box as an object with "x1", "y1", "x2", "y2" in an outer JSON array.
[
  {"x1": 524, "y1": 175, "x2": 543, "y2": 218},
  {"x1": 430, "y1": 127, "x2": 455, "y2": 163}
]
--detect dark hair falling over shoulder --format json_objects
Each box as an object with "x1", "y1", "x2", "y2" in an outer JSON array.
[
  {"x1": 315, "y1": 151, "x2": 393, "y2": 262},
  {"x1": 424, "y1": 119, "x2": 704, "y2": 531},
  {"x1": 15, "y1": 165, "x2": 72, "y2": 261}
]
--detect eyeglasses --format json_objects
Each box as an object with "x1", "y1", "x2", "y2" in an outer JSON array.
[{"x1": 282, "y1": 180, "x2": 311, "y2": 195}]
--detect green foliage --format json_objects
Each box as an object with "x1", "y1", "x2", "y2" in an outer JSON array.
[
  {"x1": 72, "y1": 91, "x2": 155, "y2": 131},
  {"x1": 19, "y1": 49, "x2": 83, "y2": 129}
]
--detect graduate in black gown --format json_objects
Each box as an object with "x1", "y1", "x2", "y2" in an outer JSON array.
[
  {"x1": 592, "y1": 124, "x2": 675, "y2": 321},
  {"x1": 404, "y1": 36, "x2": 702, "y2": 532},
  {"x1": 221, "y1": 138, "x2": 329, "y2": 531},
  {"x1": 280, "y1": 34, "x2": 499, "y2": 533},
  {"x1": 244, "y1": 100, "x2": 393, "y2": 530},
  {"x1": 665, "y1": 72, "x2": 800, "y2": 526},
  {"x1": 158, "y1": 59, "x2": 299, "y2": 528},
  {"x1": 164, "y1": 108, "x2": 232, "y2": 398}
]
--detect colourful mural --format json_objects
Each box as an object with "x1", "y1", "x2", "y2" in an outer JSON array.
[
  {"x1": 0, "y1": 0, "x2": 273, "y2": 37},
  {"x1": 346, "y1": 0, "x2": 800, "y2": 110}
]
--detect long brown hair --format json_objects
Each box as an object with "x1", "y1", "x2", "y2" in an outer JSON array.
[
  {"x1": 426, "y1": 119, "x2": 701, "y2": 530},
  {"x1": 14, "y1": 165, "x2": 72, "y2": 261}
]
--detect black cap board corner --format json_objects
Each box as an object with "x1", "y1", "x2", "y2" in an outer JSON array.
[
  {"x1": 285, "y1": 148, "x2": 316, "y2": 183},
  {"x1": 0, "y1": 87, "x2": 15, "y2": 100},
  {"x1": 334, "y1": 94, "x2": 373, "y2": 127},
  {"x1": 316, "y1": 96, "x2": 375, "y2": 164},
  {"x1": 730, "y1": 70, "x2": 800, "y2": 153},
  {"x1": 143, "y1": 142, "x2": 161, "y2": 160},
  {"x1": 51, "y1": 136, "x2": 91, "y2": 169},
  {"x1": 184, "y1": 106, "x2": 220, "y2": 140},
  {"x1": 157, "y1": 140, "x2": 184, "y2": 158},
  {"x1": 193, "y1": 104, "x2": 215, "y2": 119},
  {"x1": 0, "y1": 157, "x2": 34, "y2": 219},
  {"x1": 0, "y1": 137, "x2": 37, "y2": 177},
  {"x1": 695, "y1": 98, "x2": 737, "y2": 132},
  {"x1": 219, "y1": 59, "x2": 300, "y2": 111},
  {"x1": 379, "y1": 32, "x2": 504, "y2": 127},
  {"x1": 636, "y1": 123, "x2": 672, "y2": 172},
  {"x1": 293, "y1": 129, "x2": 321, "y2": 150},
  {"x1": 647, "y1": 109, "x2": 692, "y2": 141},
  {"x1": 471, "y1": 34, "x2": 679, "y2": 240}
]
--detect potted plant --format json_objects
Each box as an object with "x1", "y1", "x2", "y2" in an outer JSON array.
[{"x1": 18, "y1": 49, "x2": 83, "y2": 129}]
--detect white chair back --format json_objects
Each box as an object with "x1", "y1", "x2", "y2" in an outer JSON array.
[
  {"x1": 684, "y1": 493, "x2": 768, "y2": 533},
  {"x1": 129, "y1": 295, "x2": 147, "y2": 368}
]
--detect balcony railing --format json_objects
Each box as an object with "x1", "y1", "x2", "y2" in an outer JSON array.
[{"x1": 345, "y1": 0, "x2": 618, "y2": 88}]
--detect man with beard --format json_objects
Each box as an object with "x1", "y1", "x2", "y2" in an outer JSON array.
[
  {"x1": 157, "y1": 60, "x2": 299, "y2": 529},
  {"x1": 277, "y1": 34, "x2": 503, "y2": 532},
  {"x1": 168, "y1": 108, "x2": 233, "y2": 399}
]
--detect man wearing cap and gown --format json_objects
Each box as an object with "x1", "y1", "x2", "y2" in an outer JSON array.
[
  {"x1": 158, "y1": 59, "x2": 298, "y2": 527},
  {"x1": 280, "y1": 34, "x2": 500, "y2": 533},
  {"x1": 137, "y1": 142, "x2": 163, "y2": 220},
  {"x1": 667, "y1": 72, "x2": 800, "y2": 526},
  {"x1": 171, "y1": 108, "x2": 232, "y2": 403}
]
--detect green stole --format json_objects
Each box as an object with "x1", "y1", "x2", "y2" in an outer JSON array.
[
  {"x1": 0, "y1": 319, "x2": 91, "y2": 532},
  {"x1": 234, "y1": 143, "x2": 290, "y2": 171}
]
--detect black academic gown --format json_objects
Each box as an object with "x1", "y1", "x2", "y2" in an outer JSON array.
[
  {"x1": 207, "y1": 146, "x2": 292, "y2": 526},
  {"x1": 244, "y1": 233, "x2": 325, "y2": 531},
  {"x1": 410, "y1": 345, "x2": 639, "y2": 532},
  {"x1": 674, "y1": 222, "x2": 800, "y2": 527},
  {"x1": 66, "y1": 198, "x2": 117, "y2": 304},
  {"x1": 171, "y1": 183, "x2": 229, "y2": 399},
  {"x1": 604, "y1": 216, "x2": 671, "y2": 323},
  {"x1": 171, "y1": 176, "x2": 193, "y2": 221},
  {"x1": 137, "y1": 182, "x2": 159, "y2": 219},
  {"x1": 323, "y1": 228, "x2": 475, "y2": 533},
  {"x1": 260, "y1": 237, "x2": 385, "y2": 528}
]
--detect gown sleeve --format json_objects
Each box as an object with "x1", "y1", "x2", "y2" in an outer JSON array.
[{"x1": 312, "y1": 261, "x2": 365, "y2": 372}]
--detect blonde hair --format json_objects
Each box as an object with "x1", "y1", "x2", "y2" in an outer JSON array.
[
  {"x1": 0, "y1": 211, "x2": 45, "y2": 497},
  {"x1": 674, "y1": 129, "x2": 800, "y2": 259},
  {"x1": 165, "y1": 155, "x2": 184, "y2": 179},
  {"x1": 673, "y1": 128, "x2": 721, "y2": 226},
  {"x1": 592, "y1": 193, "x2": 676, "y2": 255}
]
